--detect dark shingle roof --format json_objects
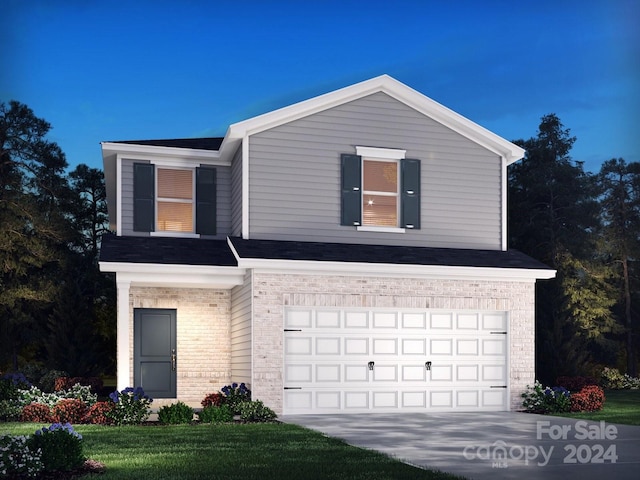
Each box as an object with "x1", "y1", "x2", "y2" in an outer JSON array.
[
  {"x1": 111, "y1": 138, "x2": 224, "y2": 151},
  {"x1": 228, "y1": 237, "x2": 552, "y2": 270},
  {"x1": 100, "y1": 234, "x2": 236, "y2": 266}
]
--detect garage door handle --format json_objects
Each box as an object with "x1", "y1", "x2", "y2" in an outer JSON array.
[
  {"x1": 368, "y1": 361, "x2": 375, "y2": 370},
  {"x1": 425, "y1": 361, "x2": 432, "y2": 371}
]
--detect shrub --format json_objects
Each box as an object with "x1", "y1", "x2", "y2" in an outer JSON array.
[
  {"x1": 198, "y1": 404, "x2": 233, "y2": 423},
  {"x1": 237, "y1": 400, "x2": 277, "y2": 422},
  {"x1": 571, "y1": 385, "x2": 605, "y2": 412},
  {"x1": 83, "y1": 401, "x2": 115, "y2": 425},
  {"x1": 60, "y1": 383, "x2": 98, "y2": 406},
  {"x1": 28, "y1": 423, "x2": 85, "y2": 472},
  {"x1": 106, "y1": 386, "x2": 153, "y2": 425},
  {"x1": 54, "y1": 376, "x2": 103, "y2": 394},
  {"x1": 555, "y1": 376, "x2": 598, "y2": 392},
  {"x1": 221, "y1": 382, "x2": 251, "y2": 414},
  {"x1": 53, "y1": 398, "x2": 89, "y2": 423},
  {"x1": 0, "y1": 399, "x2": 22, "y2": 421},
  {"x1": 39, "y1": 370, "x2": 69, "y2": 392},
  {"x1": 1, "y1": 372, "x2": 31, "y2": 391},
  {"x1": 201, "y1": 392, "x2": 225, "y2": 407},
  {"x1": 0, "y1": 434, "x2": 44, "y2": 478},
  {"x1": 20, "y1": 402, "x2": 53, "y2": 423},
  {"x1": 600, "y1": 367, "x2": 640, "y2": 390},
  {"x1": 157, "y1": 401, "x2": 194, "y2": 424},
  {"x1": 521, "y1": 381, "x2": 571, "y2": 414},
  {"x1": 17, "y1": 385, "x2": 61, "y2": 409}
]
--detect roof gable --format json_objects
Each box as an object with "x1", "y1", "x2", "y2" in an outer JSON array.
[{"x1": 219, "y1": 75, "x2": 524, "y2": 164}]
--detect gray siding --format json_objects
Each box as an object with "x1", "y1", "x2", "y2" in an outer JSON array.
[
  {"x1": 248, "y1": 92, "x2": 502, "y2": 250},
  {"x1": 230, "y1": 144, "x2": 243, "y2": 237},
  {"x1": 121, "y1": 158, "x2": 149, "y2": 237},
  {"x1": 230, "y1": 272, "x2": 252, "y2": 385},
  {"x1": 120, "y1": 158, "x2": 232, "y2": 239}
]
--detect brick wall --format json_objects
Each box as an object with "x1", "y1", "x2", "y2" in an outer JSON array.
[
  {"x1": 249, "y1": 273, "x2": 536, "y2": 413},
  {"x1": 129, "y1": 287, "x2": 232, "y2": 408}
]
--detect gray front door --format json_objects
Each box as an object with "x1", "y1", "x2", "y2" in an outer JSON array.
[{"x1": 134, "y1": 308, "x2": 177, "y2": 398}]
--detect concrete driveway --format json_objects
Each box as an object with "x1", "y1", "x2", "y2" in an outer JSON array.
[{"x1": 281, "y1": 412, "x2": 640, "y2": 479}]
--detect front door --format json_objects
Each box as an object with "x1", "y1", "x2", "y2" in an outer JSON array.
[{"x1": 134, "y1": 309, "x2": 177, "y2": 398}]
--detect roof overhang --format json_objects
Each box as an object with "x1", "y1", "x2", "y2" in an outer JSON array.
[{"x1": 99, "y1": 261, "x2": 246, "y2": 289}]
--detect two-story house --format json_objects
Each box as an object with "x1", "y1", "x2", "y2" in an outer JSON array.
[{"x1": 99, "y1": 75, "x2": 554, "y2": 415}]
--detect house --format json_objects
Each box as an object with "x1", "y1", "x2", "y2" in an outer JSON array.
[{"x1": 99, "y1": 75, "x2": 555, "y2": 415}]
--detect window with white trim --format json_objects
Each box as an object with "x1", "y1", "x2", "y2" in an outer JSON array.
[
  {"x1": 157, "y1": 168, "x2": 194, "y2": 232},
  {"x1": 340, "y1": 147, "x2": 421, "y2": 231}
]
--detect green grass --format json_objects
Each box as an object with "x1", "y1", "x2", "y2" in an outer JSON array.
[
  {"x1": 1, "y1": 422, "x2": 462, "y2": 480},
  {"x1": 555, "y1": 390, "x2": 640, "y2": 425}
]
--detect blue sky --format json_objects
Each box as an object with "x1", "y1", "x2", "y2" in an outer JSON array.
[{"x1": 1, "y1": 0, "x2": 638, "y2": 173}]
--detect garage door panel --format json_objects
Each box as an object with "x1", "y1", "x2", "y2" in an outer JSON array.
[
  {"x1": 373, "y1": 312, "x2": 398, "y2": 329},
  {"x1": 457, "y1": 390, "x2": 479, "y2": 407},
  {"x1": 456, "y1": 314, "x2": 479, "y2": 330},
  {"x1": 457, "y1": 365, "x2": 479, "y2": 381},
  {"x1": 430, "y1": 364, "x2": 453, "y2": 381},
  {"x1": 316, "y1": 364, "x2": 341, "y2": 382},
  {"x1": 285, "y1": 390, "x2": 312, "y2": 410},
  {"x1": 285, "y1": 337, "x2": 312, "y2": 355},
  {"x1": 316, "y1": 391, "x2": 341, "y2": 409},
  {"x1": 430, "y1": 339, "x2": 453, "y2": 355},
  {"x1": 373, "y1": 391, "x2": 398, "y2": 408},
  {"x1": 285, "y1": 364, "x2": 312, "y2": 383},
  {"x1": 402, "y1": 338, "x2": 426, "y2": 355},
  {"x1": 483, "y1": 389, "x2": 507, "y2": 407},
  {"x1": 373, "y1": 365, "x2": 398, "y2": 382},
  {"x1": 431, "y1": 391, "x2": 453, "y2": 408},
  {"x1": 373, "y1": 338, "x2": 397, "y2": 355},
  {"x1": 403, "y1": 391, "x2": 426, "y2": 407},
  {"x1": 345, "y1": 391, "x2": 369, "y2": 409},
  {"x1": 402, "y1": 313, "x2": 427, "y2": 329},
  {"x1": 345, "y1": 365, "x2": 369, "y2": 382},
  {"x1": 344, "y1": 311, "x2": 369, "y2": 328},
  {"x1": 482, "y1": 314, "x2": 507, "y2": 331},
  {"x1": 402, "y1": 365, "x2": 426, "y2": 381},
  {"x1": 482, "y1": 365, "x2": 506, "y2": 382},
  {"x1": 316, "y1": 337, "x2": 340, "y2": 355},
  {"x1": 456, "y1": 339, "x2": 479, "y2": 355},
  {"x1": 430, "y1": 313, "x2": 453, "y2": 329},
  {"x1": 482, "y1": 338, "x2": 506, "y2": 355},
  {"x1": 344, "y1": 337, "x2": 368, "y2": 355},
  {"x1": 316, "y1": 310, "x2": 341, "y2": 328},
  {"x1": 286, "y1": 310, "x2": 312, "y2": 328}
]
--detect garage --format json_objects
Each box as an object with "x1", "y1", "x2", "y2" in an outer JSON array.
[{"x1": 283, "y1": 308, "x2": 508, "y2": 414}]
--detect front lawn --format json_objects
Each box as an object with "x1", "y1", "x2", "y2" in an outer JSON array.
[
  {"x1": 2, "y1": 422, "x2": 462, "y2": 480},
  {"x1": 555, "y1": 389, "x2": 640, "y2": 425}
]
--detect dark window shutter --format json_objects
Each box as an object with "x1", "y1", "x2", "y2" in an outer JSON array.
[
  {"x1": 133, "y1": 163, "x2": 154, "y2": 232},
  {"x1": 401, "y1": 159, "x2": 420, "y2": 229},
  {"x1": 196, "y1": 166, "x2": 216, "y2": 235},
  {"x1": 341, "y1": 154, "x2": 362, "y2": 226}
]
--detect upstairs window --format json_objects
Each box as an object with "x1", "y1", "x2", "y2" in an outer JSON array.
[
  {"x1": 133, "y1": 163, "x2": 217, "y2": 235},
  {"x1": 157, "y1": 168, "x2": 194, "y2": 232},
  {"x1": 362, "y1": 159, "x2": 398, "y2": 227},
  {"x1": 341, "y1": 147, "x2": 420, "y2": 231}
]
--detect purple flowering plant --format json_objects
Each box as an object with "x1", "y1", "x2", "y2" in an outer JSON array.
[
  {"x1": 28, "y1": 423, "x2": 84, "y2": 472},
  {"x1": 220, "y1": 382, "x2": 251, "y2": 414},
  {"x1": 106, "y1": 386, "x2": 152, "y2": 425}
]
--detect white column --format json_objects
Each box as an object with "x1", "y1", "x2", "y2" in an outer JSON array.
[{"x1": 116, "y1": 278, "x2": 131, "y2": 391}]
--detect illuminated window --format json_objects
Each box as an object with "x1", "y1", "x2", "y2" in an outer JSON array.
[
  {"x1": 157, "y1": 168, "x2": 194, "y2": 232},
  {"x1": 362, "y1": 159, "x2": 399, "y2": 227}
]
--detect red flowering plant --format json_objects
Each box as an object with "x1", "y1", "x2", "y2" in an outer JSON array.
[
  {"x1": 201, "y1": 392, "x2": 225, "y2": 408},
  {"x1": 53, "y1": 398, "x2": 88, "y2": 423},
  {"x1": 83, "y1": 401, "x2": 115, "y2": 425},
  {"x1": 570, "y1": 385, "x2": 605, "y2": 412},
  {"x1": 20, "y1": 403, "x2": 53, "y2": 423}
]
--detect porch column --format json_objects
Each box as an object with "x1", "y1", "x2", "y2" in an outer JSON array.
[{"x1": 116, "y1": 278, "x2": 131, "y2": 391}]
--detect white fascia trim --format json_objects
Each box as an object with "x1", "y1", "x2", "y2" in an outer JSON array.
[
  {"x1": 99, "y1": 262, "x2": 246, "y2": 288},
  {"x1": 501, "y1": 156, "x2": 508, "y2": 251},
  {"x1": 116, "y1": 154, "x2": 122, "y2": 236},
  {"x1": 232, "y1": 257, "x2": 556, "y2": 282},
  {"x1": 356, "y1": 146, "x2": 406, "y2": 159},
  {"x1": 242, "y1": 136, "x2": 250, "y2": 239},
  {"x1": 101, "y1": 142, "x2": 227, "y2": 165}
]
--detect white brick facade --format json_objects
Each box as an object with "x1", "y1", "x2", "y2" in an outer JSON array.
[
  {"x1": 249, "y1": 273, "x2": 536, "y2": 413},
  {"x1": 128, "y1": 287, "x2": 232, "y2": 408}
]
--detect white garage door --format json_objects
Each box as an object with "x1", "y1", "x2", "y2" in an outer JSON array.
[{"x1": 283, "y1": 308, "x2": 508, "y2": 414}]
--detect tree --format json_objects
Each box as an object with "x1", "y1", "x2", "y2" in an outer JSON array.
[
  {"x1": 509, "y1": 114, "x2": 605, "y2": 382},
  {"x1": 0, "y1": 101, "x2": 71, "y2": 370},
  {"x1": 598, "y1": 158, "x2": 640, "y2": 376}
]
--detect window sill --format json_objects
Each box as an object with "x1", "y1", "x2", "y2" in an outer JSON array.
[
  {"x1": 150, "y1": 232, "x2": 200, "y2": 239},
  {"x1": 356, "y1": 226, "x2": 406, "y2": 234}
]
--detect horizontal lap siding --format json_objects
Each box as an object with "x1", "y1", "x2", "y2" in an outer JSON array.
[
  {"x1": 248, "y1": 92, "x2": 501, "y2": 249},
  {"x1": 121, "y1": 159, "x2": 148, "y2": 236},
  {"x1": 230, "y1": 272, "x2": 252, "y2": 385},
  {"x1": 230, "y1": 144, "x2": 243, "y2": 237}
]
